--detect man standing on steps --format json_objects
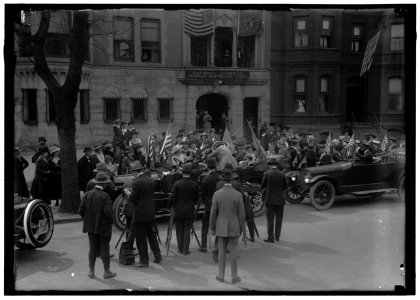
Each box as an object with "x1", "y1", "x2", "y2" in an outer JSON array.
[
  {"x1": 261, "y1": 158, "x2": 288, "y2": 243},
  {"x1": 79, "y1": 172, "x2": 116, "y2": 280}
]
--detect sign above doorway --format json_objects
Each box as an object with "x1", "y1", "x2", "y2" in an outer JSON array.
[{"x1": 185, "y1": 70, "x2": 249, "y2": 80}]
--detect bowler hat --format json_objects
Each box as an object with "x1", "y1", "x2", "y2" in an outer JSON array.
[
  {"x1": 181, "y1": 163, "x2": 193, "y2": 174},
  {"x1": 83, "y1": 146, "x2": 92, "y2": 153},
  {"x1": 206, "y1": 157, "x2": 217, "y2": 168},
  {"x1": 38, "y1": 136, "x2": 47, "y2": 142},
  {"x1": 93, "y1": 162, "x2": 107, "y2": 173},
  {"x1": 129, "y1": 161, "x2": 143, "y2": 172},
  {"x1": 220, "y1": 169, "x2": 233, "y2": 181},
  {"x1": 92, "y1": 172, "x2": 111, "y2": 184}
]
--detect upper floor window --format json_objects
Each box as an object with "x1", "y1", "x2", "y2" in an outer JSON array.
[
  {"x1": 79, "y1": 89, "x2": 90, "y2": 124},
  {"x1": 318, "y1": 76, "x2": 331, "y2": 113},
  {"x1": 388, "y1": 77, "x2": 403, "y2": 112},
  {"x1": 113, "y1": 17, "x2": 134, "y2": 61},
  {"x1": 45, "y1": 89, "x2": 56, "y2": 124},
  {"x1": 46, "y1": 33, "x2": 68, "y2": 57},
  {"x1": 191, "y1": 36, "x2": 209, "y2": 66},
  {"x1": 351, "y1": 25, "x2": 362, "y2": 53},
  {"x1": 103, "y1": 97, "x2": 120, "y2": 123},
  {"x1": 141, "y1": 19, "x2": 161, "y2": 62},
  {"x1": 294, "y1": 18, "x2": 308, "y2": 48},
  {"x1": 320, "y1": 18, "x2": 333, "y2": 48},
  {"x1": 215, "y1": 27, "x2": 233, "y2": 67},
  {"x1": 157, "y1": 98, "x2": 173, "y2": 121},
  {"x1": 22, "y1": 89, "x2": 38, "y2": 125},
  {"x1": 390, "y1": 24, "x2": 404, "y2": 51},
  {"x1": 237, "y1": 36, "x2": 255, "y2": 68},
  {"x1": 293, "y1": 76, "x2": 307, "y2": 113},
  {"x1": 131, "y1": 97, "x2": 148, "y2": 122}
]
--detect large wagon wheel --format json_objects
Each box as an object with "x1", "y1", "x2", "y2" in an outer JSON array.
[
  {"x1": 112, "y1": 194, "x2": 127, "y2": 230},
  {"x1": 309, "y1": 180, "x2": 336, "y2": 210}
]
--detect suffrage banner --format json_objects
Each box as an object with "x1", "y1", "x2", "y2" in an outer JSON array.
[{"x1": 185, "y1": 70, "x2": 249, "y2": 80}]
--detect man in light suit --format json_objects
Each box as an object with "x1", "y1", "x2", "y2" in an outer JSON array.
[{"x1": 210, "y1": 169, "x2": 246, "y2": 284}]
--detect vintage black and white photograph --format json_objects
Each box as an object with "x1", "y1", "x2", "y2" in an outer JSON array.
[{"x1": 5, "y1": 2, "x2": 415, "y2": 295}]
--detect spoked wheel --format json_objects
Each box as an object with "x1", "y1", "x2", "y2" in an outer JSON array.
[
  {"x1": 249, "y1": 191, "x2": 265, "y2": 217},
  {"x1": 398, "y1": 175, "x2": 405, "y2": 201},
  {"x1": 112, "y1": 194, "x2": 127, "y2": 230},
  {"x1": 309, "y1": 180, "x2": 336, "y2": 210},
  {"x1": 20, "y1": 199, "x2": 54, "y2": 249},
  {"x1": 286, "y1": 185, "x2": 306, "y2": 204}
]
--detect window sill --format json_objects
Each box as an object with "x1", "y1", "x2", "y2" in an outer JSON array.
[
  {"x1": 157, "y1": 119, "x2": 172, "y2": 123},
  {"x1": 132, "y1": 119, "x2": 148, "y2": 124},
  {"x1": 47, "y1": 121, "x2": 56, "y2": 126},
  {"x1": 23, "y1": 121, "x2": 38, "y2": 126}
]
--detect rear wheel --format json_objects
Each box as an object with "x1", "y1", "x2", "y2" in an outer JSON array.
[
  {"x1": 112, "y1": 195, "x2": 127, "y2": 230},
  {"x1": 14, "y1": 239, "x2": 36, "y2": 250},
  {"x1": 309, "y1": 180, "x2": 336, "y2": 210},
  {"x1": 398, "y1": 175, "x2": 405, "y2": 201},
  {"x1": 22, "y1": 199, "x2": 54, "y2": 248}
]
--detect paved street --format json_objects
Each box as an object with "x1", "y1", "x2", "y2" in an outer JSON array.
[{"x1": 14, "y1": 193, "x2": 405, "y2": 292}]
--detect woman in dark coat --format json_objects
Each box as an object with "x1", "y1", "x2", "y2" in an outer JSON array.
[
  {"x1": 30, "y1": 146, "x2": 51, "y2": 205},
  {"x1": 14, "y1": 147, "x2": 29, "y2": 197},
  {"x1": 47, "y1": 146, "x2": 61, "y2": 206}
]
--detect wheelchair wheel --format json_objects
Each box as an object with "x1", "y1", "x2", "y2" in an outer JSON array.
[{"x1": 23, "y1": 199, "x2": 54, "y2": 248}]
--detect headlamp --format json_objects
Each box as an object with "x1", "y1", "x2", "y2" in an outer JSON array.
[{"x1": 304, "y1": 174, "x2": 311, "y2": 184}]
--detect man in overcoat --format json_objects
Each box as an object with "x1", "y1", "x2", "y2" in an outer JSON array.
[
  {"x1": 210, "y1": 169, "x2": 246, "y2": 284},
  {"x1": 30, "y1": 146, "x2": 51, "y2": 204},
  {"x1": 170, "y1": 163, "x2": 199, "y2": 255},
  {"x1": 78, "y1": 172, "x2": 116, "y2": 279},
  {"x1": 261, "y1": 158, "x2": 288, "y2": 243},
  {"x1": 129, "y1": 167, "x2": 161, "y2": 267},
  {"x1": 78, "y1": 147, "x2": 95, "y2": 197}
]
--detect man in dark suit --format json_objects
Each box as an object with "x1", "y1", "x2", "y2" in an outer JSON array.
[
  {"x1": 199, "y1": 157, "x2": 219, "y2": 253},
  {"x1": 31, "y1": 136, "x2": 48, "y2": 163},
  {"x1": 261, "y1": 158, "x2": 288, "y2": 243},
  {"x1": 30, "y1": 146, "x2": 51, "y2": 205},
  {"x1": 129, "y1": 167, "x2": 162, "y2": 267},
  {"x1": 79, "y1": 172, "x2": 116, "y2": 280},
  {"x1": 78, "y1": 147, "x2": 95, "y2": 197},
  {"x1": 171, "y1": 163, "x2": 199, "y2": 255},
  {"x1": 210, "y1": 169, "x2": 246, "y2": 284}
]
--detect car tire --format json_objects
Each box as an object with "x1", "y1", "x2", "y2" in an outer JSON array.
[
  {"x1": 249, "y1": 191, "x2": 265, "y2": 217},
  {"x1": 14, "y1": 240, "x2": 36, "y2": 250},
  {"x1": 285, "y1": 186, "x2": 306, "y2": 204},
  {"x1": 309, "y1": 180, "x2": 336, "y2": 210},
  {"x1": 22, "y1": 199, "x2": 54, "y2": 248},
  {"x1": 398, "y1": 175, "x2": 405, "y2": 201},
  {"x1": 112, "y1": 194, "x2": 127, "y2": 231}
]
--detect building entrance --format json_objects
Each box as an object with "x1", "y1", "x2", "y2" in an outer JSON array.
[
  {"x1": 196, "y1": 93, "x2": 228, "y2": 134},
  {"x1": 346, "y1": 77, "x2": 366, "y2": 122}
]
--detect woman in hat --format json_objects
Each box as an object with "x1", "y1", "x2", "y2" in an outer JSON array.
[
  {"x1": 47, "y1": 146, "x2": 62, "y2": 206},
  {"x1": 14, "y1": 147, "x2": 29, "y2": 197},
  {"x1": 92, "y1": 145, "x2": 105, "y2": 165},
  {"x1": 202, "y1": 110, "x2": 212, "y2": 136},
  {"x1": 31, "y1": 146, "x2": 51, "y2": 205}
]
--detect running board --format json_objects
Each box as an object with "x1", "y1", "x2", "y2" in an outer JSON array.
[{"x1": 349, "y1": 189, "x2": 397, "y2": 196}]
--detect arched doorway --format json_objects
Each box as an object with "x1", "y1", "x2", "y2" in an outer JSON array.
[
  {"x1": 196, "y1": 93, "x2": 228, "y2": 133},
  {"x1": 346, "y1": 76, "x2": 366, "y2": 122}
]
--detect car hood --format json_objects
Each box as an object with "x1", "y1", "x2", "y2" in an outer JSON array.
[{"x1": 306, "y1": 161, "x2": 353, "y2": 176}]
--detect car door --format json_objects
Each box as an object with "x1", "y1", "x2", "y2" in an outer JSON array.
[{"x1": 342, "y1": 161, "x2": 384, "y2": 188}]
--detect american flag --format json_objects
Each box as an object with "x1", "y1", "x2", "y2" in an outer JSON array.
[
  {"x1": 160, "y1": 125, "x2": 172, "y2": 156},
  {"x1": 381, "y1": 130, "x2": 388, "y2": 152},
  {"x1": 325, "y1": 133, "x2": 332, "y2": 155},
  {"x1": 147, "y1": 133, "x2": 155, "y2": 161},
  {"x1": 360, "y1": 31, "x2": 381, "y2": 77},
  {"x1": 184, "y1": 9, "x2": 214, "y2": 37},
  {"x1": 347, "y1": 134, "x2": 355, "y2": 156}
]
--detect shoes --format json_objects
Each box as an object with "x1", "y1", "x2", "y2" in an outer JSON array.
[
  {"x1": 103, "y1": 271, "x2": 116, "y2": 279},
  {"x1": 232, "y1": 277, "x2": 241, "y2": 284},
  {"x1": 198, "y1": 248, "x2": 207, "y2": 253},
  {"x1": 183, "y1": 250, "x2": 191, "y2": 255},
  {"x1": 248, "y1": 237, "x2": 255, "y2": 242},
  {"x1": 275, "y1": 238, "x2": 280, "y2": 242},
  {"x1": 133, "y1": 262, "x2": 149, "y2": 268},
  {"x1": 177, "y1": 249, "x2": 183, "y2": 254},
  {"x1": 87, "y1": 270, "x2": 95, "y2": 279},
  {"x1": 153, "y1": 257, "x2": 162, "y2": 264},
  {"x1": 264, "y1": 238, "x2": 274, "y2": 243},
  {"x1": 212, "y1": 251, "x2": 218, "y2": 263},
  {"x1": 215, "y1": 275, "x2": 224, "y2": 283}
]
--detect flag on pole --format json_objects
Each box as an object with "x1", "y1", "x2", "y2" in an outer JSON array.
[
  {"x1": 184, "y1": 9, "x2": 214, "y2": 37},
  {"x1": 381, "y1": 130, "x2": 389, "y2": 152},
  {"x1": 222, "y1": 125, "x2": 235, "y2": 153},
  {"x1": 360, "y1": 31, "x2": 381, "y2": 77},
  {"x1": 325, "y1": 133, "x2": 332, "y2": 155},
  {"x1": 160, "y1": 124, "x2": 172, "y2": 155},
  {"x1": 247, "y1": 120, "x2": 266, "y2": 157},
  {"x1": 147, "y1": 133, "x2": 155, "y2": 161},
  {"x1": 238, "y1": 10, "x2": 263, "y2": 37},
  {"x1": 347, "y1": 134, "x2": 355, "y2": 156}
]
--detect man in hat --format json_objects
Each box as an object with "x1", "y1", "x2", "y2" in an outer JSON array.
[
  {"x1": 210, "y1": 169, "x2": 246, "y2": 284},
  {"x1": 112, "y1": 119, "x2": 123, "y2": 145},
  {"x1": 132, "y1": 143, "x2": 147, "y2": 167},
  {"x1": 199, "y1": 157, "x2": 220, "y2": 253},
  {"x1": 129, "y1": 165, "x2": 162, "y2": 267},
  {"x1": 79, "y1": 172, "x2": 116, "y2": 279},
  {"x1": 78, "y1": 147, "x2": 96, "y2": 197},
  {"x1": 356, "y1": 142, "x2": 374, "y2": 164},
  {"x1": 305, "y1": 140, "x2": 318, "y2": 168},
  {"x1": 31, "y1": 146, "x2": 51, "y2": 205},
  {"x1": 170, "y1": 163, "x2": 199, "y2": 255},
  {"x1": 86, "y1": 162, "x2": 117, "y2": 200},
  {"x1": 31, "y1": 137, "x2": 48, "y2": 163},
  {"x1": 261, "y1": 158, "x2": 287, "y2": 243},
  {"x1": 121, "y1": 147, "x2": 135, "y2": 174},
  {"x1": 14, "y1": 146, "x2": 29, "y2": 197},
  {"x1": 287, "y1": 137, "x2": 300, "y2": 170}
]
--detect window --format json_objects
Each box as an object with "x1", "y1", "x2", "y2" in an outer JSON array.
[
  {"x1": 80, "y1": 90, "x2": 90, "y2": 124},
  {"x1": 237, "y1": 36, "x2": 255, "y2": 68},
  {"x1": 18, "y1": 25, "x2": 33, "y2": 57},
  {"x1": 318, "y1": 77, "x2": 330, "y2": 113},
  {"x1": 113, "y1": 17, "x2": 134, "y2": 61},
  {"x1": 293, "y1": 77, "x2": 307, "y2": 113},
  {"x1": 294, "y1": 18, "x2": 308, "y2": 47},
  {"x1": 388, "y1": 78, "x2": 403, "y2": 111},
  {"x1": 131, "y1": 98, "x2": 147, "y2": 122},
  {"x1": 22, "y1": 89, "x2": 38, "y2": 125},
  {"x1": 45, "y1": 33, "x2": 68, "y2": 57},
  {"x1": 191, "y1": 36, "x2": 209, "y2": 66},
  {"x1": 320, "y1": 18, "x2": 332, "y2": 48},
  {"x1": 390, "y1": 24, "x2": 404, "y2": 51},
  {"x1": 141, "y1": 19, "x2": 160, "y2": 62},
  {"x1": 46, "y1": 89, "x2": 56, "y2": 124},
  {"x1": 351, "y1": 25, "x2": 362, "y2": 53},
  {"x1": 157, "y1": 98, "x2": 173, "y2": 121},
  {"x1": 103, "y1": 97, "x2": 120, "y2": 123},
  {"x1": 215, "y1": 27, "x2": 233, "y2": 67}
]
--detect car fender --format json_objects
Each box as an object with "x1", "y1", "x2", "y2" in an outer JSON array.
[{"x1": 309, "y1": 175, "x2": 340, "y2": 193}]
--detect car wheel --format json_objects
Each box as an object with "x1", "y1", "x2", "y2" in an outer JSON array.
[
  {"x1": 249, "y1": 191, "x2": 265, "y2": 217},
  {"x1": 22, "y1": 199, "x2": 54, "y2": 248},
  {"x1": 14, "y1": 239, "x2": 36, "y2": 250},
  {"x1": 309, "y1": 180, "x2": 336, "y2": 210},
  {"x1": 285, "y1": 186, "x2": 306, "y2": 204},
  {"x1": 398, "y1": 175, "x2": 405, "y2": 201},
  {"x1": 112, "y1": 194, "x2": 127, "y2": 231}
]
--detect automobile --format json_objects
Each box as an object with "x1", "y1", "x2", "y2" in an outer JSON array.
[
  {"x1": 14, "y1": 195, "x2": 54, "y2": 250},
  {"x1": 285, "y1": 154, "x2": 405, "y2": 210}
]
